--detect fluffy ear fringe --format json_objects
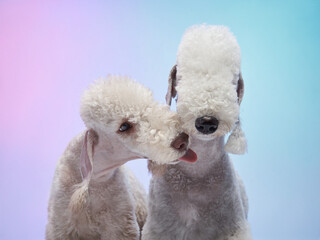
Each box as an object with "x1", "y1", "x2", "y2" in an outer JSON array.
[
  {"x1": 225, "y1": 121, "x2": 247, "y2": 155},
  {"x1": 69, "y1": 179, "x2": 90, "y2": 214}
]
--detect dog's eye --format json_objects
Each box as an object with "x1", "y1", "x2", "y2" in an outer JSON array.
[{"x1": 119, "y1": 122, "x2": 132, "y2": 132}]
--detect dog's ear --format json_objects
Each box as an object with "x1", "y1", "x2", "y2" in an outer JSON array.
[
  {"x1": 69, "y1": 130, "x2": 98, "y2": 214},
  {"x1": 80, "y1": 130, "x2": 95, "y2": 179},
  {"x1": 165, "y1": 65, "x2": 177, "y2": 106},
  {"x1": 237, "y1": 73, "x2": 244, "y2": 105},
  {"x1": 225, "y1": 73, "x2": 247, "y2": 154},
  {"x1": 225, "y1": 120, "x2": 247, "y2": 155}
]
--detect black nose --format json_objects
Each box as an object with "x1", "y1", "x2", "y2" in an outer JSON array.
[{"x1": 195, "y1": 116, "x2": 219, "y2": 134}]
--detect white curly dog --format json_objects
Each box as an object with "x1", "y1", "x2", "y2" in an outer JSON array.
[
  {"x1": 142, "y1": 25, "x2": 252, "y2": 239},
  {"x1": 46, "y1": 76, "x2": 197, "y2": 240}
]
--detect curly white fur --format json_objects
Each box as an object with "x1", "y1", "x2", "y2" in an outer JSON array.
[
  {"x1": 142, "y1": 25, "x2": 252, "y2": 240},
  {"x1": 80, "y1": 77, "x2": 185, "y2": 164},
  {"x1": 175, "y1": 25, "x2": 241, "y2": 140},
  {"x1": 46, "y1": 76, "x2": 189, "y2": 240}
]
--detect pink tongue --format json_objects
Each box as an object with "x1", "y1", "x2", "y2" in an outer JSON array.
[{"x1": 179, "y1": 149, "x2": 197, "y2": 163}]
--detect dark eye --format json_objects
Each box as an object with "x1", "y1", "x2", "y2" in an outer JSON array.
[{"x1": 119, "y1": 122, "x2": 132, "y2": 132}]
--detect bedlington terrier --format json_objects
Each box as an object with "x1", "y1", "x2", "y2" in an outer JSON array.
[
  {"x1": 142, "y1": 25, "x2": 252, "y2": 240},
  {"x1": 46, "y1": 76, "x2": 197, "y2": 240}
]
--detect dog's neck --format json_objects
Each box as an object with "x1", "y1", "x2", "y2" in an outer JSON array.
[
  {"x1": 91, "y1": 152, "x2": 125, "y2": 182},
  {"x1": 90, "y1": 135, "x2": 138, "y2": 182},
  {"x1": 177, "y1": 135, "x2": 228, "y2": 177}
]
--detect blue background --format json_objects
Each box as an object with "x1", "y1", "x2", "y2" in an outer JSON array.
[{"x1": 0, "y1": 0, "x2": 319, "y2": 239}]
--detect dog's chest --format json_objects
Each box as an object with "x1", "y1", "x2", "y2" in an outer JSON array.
[
  {"x1": 74, "y1": 171, "x2": 139, "y2": 239},
  {"x1": 164, "y1": 166, "x2": 241, "y2": 234}
]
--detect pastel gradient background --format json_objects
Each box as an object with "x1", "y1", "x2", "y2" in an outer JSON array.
[{"x1": 1, "y1": 0, "x2": 319, "y2": 239}]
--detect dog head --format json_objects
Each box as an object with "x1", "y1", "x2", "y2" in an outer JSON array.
[
  {"x1": 166, "y1": 25, "x2": 246, "y2": 154},
  {"x1": 80, "y1": 76, "x2": 196, "y2": 168}
]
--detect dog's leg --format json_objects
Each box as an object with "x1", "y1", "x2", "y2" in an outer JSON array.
[{"x1": 126, "y1": 167, "x2": 148, "y2": 232}]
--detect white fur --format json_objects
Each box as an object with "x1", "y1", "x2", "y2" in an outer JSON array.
[
  {"x1": 142, "y1": 25, "x2": 252, "y2": 239},
  {"x1": 175, "y1": 25, "x2": 241, "y2": 139},
  {"x1": 46, "y1": 76, "x2": 188, "y2": 240},
  {"x1": 225, "y1": 121, "x2": 247, "y2": 154}
]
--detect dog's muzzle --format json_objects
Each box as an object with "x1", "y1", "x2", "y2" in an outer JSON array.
[
  {"x1": 195, "y1": 116, "x2": 219, "y2": 134},
  {"x1": 171, "y1": 133, "x2": 189, "y2": 152}
]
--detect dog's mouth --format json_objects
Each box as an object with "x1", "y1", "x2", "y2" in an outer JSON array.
[{"x1": 178, "y1": 149, "x2": 197, "y2": 163}]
